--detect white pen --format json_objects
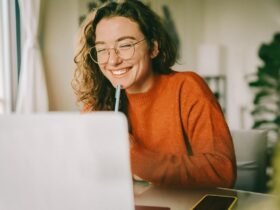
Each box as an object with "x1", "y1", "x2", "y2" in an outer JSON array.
[{"x1": 114, "y1": 84, "x2": 121, "y2": 112}]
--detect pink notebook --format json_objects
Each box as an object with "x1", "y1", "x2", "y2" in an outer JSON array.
[{"x1": 135, "y1": 206, "x2": 170, "y2": 210}]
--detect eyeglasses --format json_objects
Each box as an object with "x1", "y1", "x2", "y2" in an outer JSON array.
[{"x1": 88, "y1": 38, "x2": 145, "y2": 64}]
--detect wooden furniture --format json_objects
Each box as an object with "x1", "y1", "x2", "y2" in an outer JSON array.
[{"x1": 134, "y1": 182, "x2": 276, "y2": 210}]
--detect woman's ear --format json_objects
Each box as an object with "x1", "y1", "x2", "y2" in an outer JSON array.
[{"x1": 150, "y1": 41, "x2": 159, "y2": 59}]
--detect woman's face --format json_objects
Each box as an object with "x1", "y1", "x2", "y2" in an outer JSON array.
[{"x1": 94, "y1": 16, "x2": 158, "y2": 93}]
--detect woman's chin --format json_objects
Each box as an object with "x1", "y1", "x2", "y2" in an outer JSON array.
[
  {"x1": 110, "y1": 81, "x2": 126, "y2": 89},
  {"x1": 110, "y1": 78, "x2": 130, "y2": 89}
]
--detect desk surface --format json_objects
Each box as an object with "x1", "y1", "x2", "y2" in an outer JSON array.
[{"x1": 134, "y1": 182, "x2": 277, "y2": 210}]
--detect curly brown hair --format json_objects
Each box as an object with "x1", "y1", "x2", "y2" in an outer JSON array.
[{"x1": 72, "y1": 0, "x2": 178, "y2": 113}]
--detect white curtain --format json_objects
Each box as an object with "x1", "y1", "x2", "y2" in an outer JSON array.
[{"x1": 16, "y1": 0, "x2": 48, "y2": 113}]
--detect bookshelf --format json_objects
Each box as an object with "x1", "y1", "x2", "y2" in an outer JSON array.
[{"x1": 203, "y1": 75, "x2": 227, "y2": 114}]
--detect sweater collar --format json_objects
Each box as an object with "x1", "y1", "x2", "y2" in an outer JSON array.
[{"x1": 126, "y1": 73, "x2": 164, "y2": 105}]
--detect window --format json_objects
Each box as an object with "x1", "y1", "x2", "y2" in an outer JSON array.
[
  {"x1": 0, "y1": 1, "x2": 4, "y2": 113},
  {"x1": 0, "y1": 0, "x2": 19, "y2": 114}
]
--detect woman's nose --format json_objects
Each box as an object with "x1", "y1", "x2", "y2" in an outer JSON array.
[{"x1": 107, "y1": 48, "x2": 122, "y2": 65}]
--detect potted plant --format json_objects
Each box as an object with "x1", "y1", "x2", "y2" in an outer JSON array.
[{"x1": 248, "y1": 32, "x2": 280, "y2": 160}]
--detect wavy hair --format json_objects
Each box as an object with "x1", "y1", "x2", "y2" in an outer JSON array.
[{"x1": 72, "y1": 0, "x2": 178, "y2": 113}]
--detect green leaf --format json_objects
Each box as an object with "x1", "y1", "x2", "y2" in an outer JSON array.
[
  {"x1": 251, "y1": 106, "x2": 277, "y2": 115},
  {"x1": 275, "y1": 116, "x2": 280, "y2": 125},
  {"x1": 253, "y1": 120, "x2": 274, "y2": 128},
  {"x1": 253, "y1": 90, "x2": 270, "y2": 104}
]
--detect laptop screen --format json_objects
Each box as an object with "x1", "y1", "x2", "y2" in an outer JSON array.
[{"x1": 0, "y1": 112, "x2": 134, "y2": 210}]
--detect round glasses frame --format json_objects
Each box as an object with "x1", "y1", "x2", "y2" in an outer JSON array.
[{"x1": 88, "y1": 38, "x2": 146, "y2": 64}]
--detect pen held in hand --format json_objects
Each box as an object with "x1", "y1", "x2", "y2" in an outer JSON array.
[{"x1": 114, "y1": 84, "x2": 121, "y2": 112}]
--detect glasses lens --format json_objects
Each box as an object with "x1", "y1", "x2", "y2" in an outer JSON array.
[
  {"x1": 89, "y1": 40, "x2": 138, "y2": 64},
  {"x1": 89, "y1": 47, "x2": 98, "y2": 63},
  {"x1": 89, "y1": 46, "x2": 109, "y2": 64},
  {"x1": 117, "y1": 42, "x2": 134, "y2": 60}
]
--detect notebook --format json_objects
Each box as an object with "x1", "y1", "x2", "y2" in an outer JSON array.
[{"x1": 0, "y1": 112, "x2": 134, "y2": 210}]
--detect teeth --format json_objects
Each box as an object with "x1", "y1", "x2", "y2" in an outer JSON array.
[{"x1": 111, "y1": 69, "x2": 127, "y2": 75}]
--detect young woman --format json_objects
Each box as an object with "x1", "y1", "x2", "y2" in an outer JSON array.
[{"x1": 72, "y1": 0, "x2": 236, "y2": 188}]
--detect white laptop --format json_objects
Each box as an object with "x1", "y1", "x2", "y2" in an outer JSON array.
[{"x1": 0, "y1": 112, "x2": 134, "y2": 210}]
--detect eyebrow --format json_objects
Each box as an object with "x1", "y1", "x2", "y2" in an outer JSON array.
[{"x1": 95, "y1": 36, "x2": 137, "y2": 45}]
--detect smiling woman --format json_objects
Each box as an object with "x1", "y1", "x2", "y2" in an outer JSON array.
[{"x1": 73, "y1": 0, "x2": 236, "y2": 189}]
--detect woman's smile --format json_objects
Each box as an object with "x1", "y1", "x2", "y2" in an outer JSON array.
[{"x1": 108, "y1": 67, "x2": 130, "y2": 77}]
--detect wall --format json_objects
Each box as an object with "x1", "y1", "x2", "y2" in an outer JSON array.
[
  {"x1": 149, "y1": 0, "x2": 204, "y2": 70},
  {"x1": 41, "y1": 0, "x2": 280, "y2": 130},
  {"x1": 201, "y1": 0, "x2": 280, "y2": 129},
  {"x1": 42, "y1": 0, "x2": 79, "y2": 111}
]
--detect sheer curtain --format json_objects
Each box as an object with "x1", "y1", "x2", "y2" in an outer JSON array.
[
  {"x1": 0, "y1": 0, "x2": 18, "y2": 114},
  {"x1": 16, "y1": 0, "x2": 48, "y2": 113}
]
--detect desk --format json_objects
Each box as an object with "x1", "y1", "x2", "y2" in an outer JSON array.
[{"x1": 134, "y1": 182, "x2": 277, "y2": 210}]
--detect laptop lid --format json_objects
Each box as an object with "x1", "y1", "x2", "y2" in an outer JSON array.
[{"x1": 0, "y1": 112, "x2": 134, "y2": 210}]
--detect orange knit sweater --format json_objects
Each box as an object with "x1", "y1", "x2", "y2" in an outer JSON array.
[{"x1": 127, "y1": 71, "x2": 236, "y2": 188}]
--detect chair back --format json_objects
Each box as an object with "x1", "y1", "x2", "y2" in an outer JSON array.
[{"x1": 231, "y1": 129, "x2": 268, "y2": 192}]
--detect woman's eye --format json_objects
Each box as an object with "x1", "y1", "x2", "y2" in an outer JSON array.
[
  {"x1": 119, "y1": 43, "x2": 132, "y2": 49},
  {"x1": 96, "y1": 48, "x2": 107, "y2": 54}
]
